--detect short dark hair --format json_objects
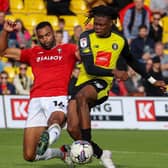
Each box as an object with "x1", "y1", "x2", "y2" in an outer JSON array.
[
  {"x1": 55, "y1": 30, "x2": 63, "y2": 35},
  {"x1": 85, "y1": 5, "x2": 118, "y2": 25},
  {"x1": 58, "y1": 18, "x2": 65, "y2": 24},
  {"x1": 0, "y1": 71, "x2": 8, "y2": 77},
  {"x1": 36, "y1": 21, "x2": 53, "y2": 32},
  {"x1": 152, "y1": 56, "x2": 160, "y2": 63},
  {"x1": 138, "y1": 24, "x2": 148, "y2": 30}
]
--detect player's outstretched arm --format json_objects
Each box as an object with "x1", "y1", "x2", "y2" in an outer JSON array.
[
  {"x1": 0, "y1": 30, "x2": 8, "y2": 53},
  {"x1": 0, "y1": 20, "x2": 21, "y2": 61},
  {"x1": 3, "y1": 48, "x2": 21, "y2": 61},
  {"x1": 122, "y1": 40, "x2": 166, "y2": 89}
]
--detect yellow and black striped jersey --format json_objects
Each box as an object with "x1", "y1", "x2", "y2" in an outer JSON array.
[{"x1": 74, "y1": 29, "x2": 149, "y2": 99}]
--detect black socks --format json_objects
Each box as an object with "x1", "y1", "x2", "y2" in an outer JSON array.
[{"x1": 81, "y1": 128, "x2": 103, "y2": 158}]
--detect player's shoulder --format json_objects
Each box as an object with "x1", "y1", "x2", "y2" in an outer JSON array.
[
  {"x1": 61, "y1": 43, "x2": 77, "y2": 49},
  {"x1": 112, "y1": 30, "x2": 124, "y2": 39},
  {"x1": 112, "y1": 30, "x2": 127, "y2": 43},
  {"x1": 31, "y1": 45, "x2": 43, "y2": 51}
]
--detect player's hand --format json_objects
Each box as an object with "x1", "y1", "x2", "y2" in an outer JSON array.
[
  {"x1": 112, "y1": 69, "x2": 128, "y2": 81},
  {"x1": 153, "y1": 80, "x2": 166, "y2": 91},
  {"x1": 3, "y1": 20, "x2": 17, "y2": 32}
]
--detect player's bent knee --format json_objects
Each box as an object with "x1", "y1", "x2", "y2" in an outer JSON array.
[
  {"x1": 75, "y1": 92, "x2": 87, "y2": 103},
  {"x1": 67, "y1": 124, "x2": 75, "y2": 134}
]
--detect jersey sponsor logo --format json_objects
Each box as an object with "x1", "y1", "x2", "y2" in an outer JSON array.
[
  {"x1": 80, "y1": 38, "x2": 87, "y2": 48},
  {"x1": 136, "y1": 100, "x2": 156, "y2": 121},
  {"x1": 36, "y1": 55, "x2": 63, "y2": 62},
  {"x1": 95, "y1": 51, "x2": 112, "y2": 67},
  {"x1": 112, "y1": 43, "x2": 118, "y2": 50},
  {"x1": 11, "y1": 99, "x2": 29, "y2": 120},
  {"x1": 57, "y1": 48, "x2": 62, "y2": 54}
]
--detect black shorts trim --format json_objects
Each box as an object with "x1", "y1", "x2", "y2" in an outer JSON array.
[{"x1": 70, "y1": 79, "x2": 108, "y2": 107}]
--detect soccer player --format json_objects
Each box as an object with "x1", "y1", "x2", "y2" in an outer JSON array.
[
  {"x1": 0, "y1": 20, "x2": 78, "y2": 166},
  {"x1": 66, "y1": 5, "x2": 166, "y2": 168}
]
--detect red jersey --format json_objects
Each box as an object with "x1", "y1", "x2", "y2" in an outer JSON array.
[{"x1": 20, "y1": 43, "x2": 77, "y2": 98}]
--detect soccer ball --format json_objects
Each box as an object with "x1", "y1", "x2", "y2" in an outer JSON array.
[{"x1": 70, "y1": 140, "x2": 93, "y2": 164}]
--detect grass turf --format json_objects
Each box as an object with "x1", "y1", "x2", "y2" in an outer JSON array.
[{"x1": 0, "y1": 129, "x2": 168, "y2": 168}]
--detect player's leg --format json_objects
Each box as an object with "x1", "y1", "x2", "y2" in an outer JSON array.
[
  {"x1": 23, "y1": 127, "x2": 45, "y2": 161},
  {"x1": 37, "y1": 96, "x2": 68, "y2": 155},
  {"x1": 24, "y1": 98, "x2": 65, "y2": 162},
  {"x1": 36, "y1": 111, "x2": 66, "y2": 154},
  {"x1": 75, "y1": 85, "x2": 103, "y2": 155},
  {"x1": 37, "y1": 112, "x2": 66, "y2": 154},
  {"x1": 23, "y1": 127, "x2": 64, "y2": 161},
  {"x1": 67, "y1": 99, "x2": 82, "y2": 140},
  {"x1": 75, "y1": 83, "x2": 115, "y2": 168},
  {"x1": 67, "y1": 97, "x2": 103, "y2": 158},
  {"x1": 36, "y1": 96, "x2": 74, "y2": 167},
  {"x1": 67, "y1": 83, "x2": 104, "y2": 157}
]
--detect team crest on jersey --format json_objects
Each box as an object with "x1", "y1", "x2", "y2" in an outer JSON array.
[
  {"x1": 57, "y1": 48, "x2": 62, "y2": 54},
  {"x1": 80, "y1": 38, "x2": 87, "y2": 48},
  {"x1": 112, "y1": 43, "x2": 118, "y2": 50}
]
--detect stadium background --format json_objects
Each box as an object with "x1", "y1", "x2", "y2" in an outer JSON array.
[{"x1": 0, "y1": 0, "x2": 168, "y2": 167}]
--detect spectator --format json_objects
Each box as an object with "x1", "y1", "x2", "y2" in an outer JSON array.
[
  {"x1": 113, "y1": 0, "x2": 133, "y2": 11},
  {"x1": 69, "y1": 25, "x2": 83, "y2": 44},
  {"x1": 130, "y1": 25, "x2": 155, "y2": 62},
  {"x1": 15, "y1": 19, "x2": 31, "y2": 49},
  {"x1": 58, "y1": 18, "x2": 69, "y2": 43},
  {"x1": 0, "y1": 71, "x2": 15, "y2": 95},
  {"x1": 124, "y1": 67, "x2": 144, "y2": 96},
  {"x1": 0, "y1": 0, "x2": 9, "y2": 13},
  {"x1": 109, "y1": 79, "x2": 128, "y2": 96},
  {"x1": 13, "y1": 63, "x2": 33, "y2": 95},
  {"x1": 150, "y1": 0, "x2": 168, "y2": 16},
  {"x1": 0, "y1": 56, "x2": 5, "y2": 72},
  {"x1": 31, "y1": 34, "x2": 38, "y2": 48},
  {"x1": 143, "y1": 56, "x2": 165, "y2": 96},
  {"x1": 46, "y1": 0, "x2": 75, "y2": 16},
  {"x1": 154, "y1": 42, "x2": 168, "y2": 83},
  {"x1": 54, "y1": 30, "x2": 63, "y2": 45},
  {"x1": 119, "y1": 0, "x2": 151, "y2": 26},
  {"x1": 149, "y1": 12, "x2": 163, "y2": 42},
  {"x1": 123, "y1": 0, "x2": 150, "y2": 44},
  {"x1": 0, "y1": 11, "x2": 17, "y2": 48},
  {"x1": 146, "y1": 58, "x2": 153, "y2": 72}
]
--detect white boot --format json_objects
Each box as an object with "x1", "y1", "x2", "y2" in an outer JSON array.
[{"x1": 100, "y1": 150, "x2": 116, "y2": 168}]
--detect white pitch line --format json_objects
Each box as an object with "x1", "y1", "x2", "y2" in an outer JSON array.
[{"x1": 112, "y1": 150, "x2": 168, "y2": 156}]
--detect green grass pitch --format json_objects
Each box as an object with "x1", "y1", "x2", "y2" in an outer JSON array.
[{"x1": 0, "y1": 129, "x2": 168, "y2": 168}]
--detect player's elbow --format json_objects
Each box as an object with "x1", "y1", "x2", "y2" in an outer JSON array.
[{"x1": 0, "y1": 50, "x2": 5, "y2": 56}]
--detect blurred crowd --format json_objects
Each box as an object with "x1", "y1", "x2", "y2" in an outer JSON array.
[{"x1": 0, "y1": 0, "x2": 168, "y2": 96}]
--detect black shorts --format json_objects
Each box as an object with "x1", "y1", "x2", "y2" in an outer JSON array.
[{"x1": 70, "y1": 79, "x2": 108, "y2": 107}]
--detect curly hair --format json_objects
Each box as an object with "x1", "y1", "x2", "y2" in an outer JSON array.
[{"x1": 85, "y1": 5, "x2": 118, "y2": 25}]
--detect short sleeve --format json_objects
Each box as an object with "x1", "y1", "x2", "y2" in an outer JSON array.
[{"x1": 70, "y1": 43, "x2": 78, "y2": 55}]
